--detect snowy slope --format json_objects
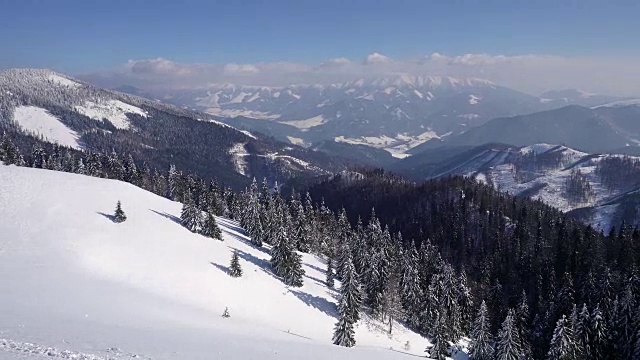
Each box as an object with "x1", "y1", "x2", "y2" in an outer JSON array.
[
  {"x1": 74, "y1": 100, "x2": 148, "y2": 130},
  {"x1": 0, "y1": 165, "x2": 429, "y2": 359},
  {"x1": 12, "y1": 106, "x2": 81, "y2": 149}
]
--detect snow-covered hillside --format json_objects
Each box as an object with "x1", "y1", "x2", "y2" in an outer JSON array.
[{"x1": 0, "y1": 165, "x2": 429, "y2": 359}]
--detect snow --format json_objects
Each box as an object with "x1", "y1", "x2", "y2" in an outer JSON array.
[
  {"x1": 280, "y1": 115, "x2": 327, "y2": 130},
  {"x1": 228, "y1": 92, "x2": 250, "y2": 104},
  {"x1": 458, "y1": 114, "x2": 480, "y2": 120},
  {"x1": 519, "y1": 143, "x2": 558, "y2": 155},
  {"x1": 12, "y1": 106, "x2": 81, "y2": 149},
  {"x1": 246, "y1": 92, "x2": 261, "y2": 102},
  {"x1": 334, "y1": 131, "x2": 440, "y2": 158},
  {"x1": 468, "y1": 95, "x2": 481, "y2": 105},
  {"x1": 239, "y1": 130, "x2": 257, "y2": 139},
  {"x1": 205, "y1": 107, "x2": 279, "y2": 120},
  {"x1": 48, "y1": 74, "x2": 81, "y2": 88},
  {"x1": 592, "y1": 99, "x2": 640, "y2": 108},
  {"x1": 0, "y1": 165, "x2": 430, "y2": 359},
  {"x1": 75, "y1": 100, "x2": 147, "y2": 130},
  {"x1": 287, "y1": 136, "x2": 306, "y2": 146},
  {"x1": 228, "y1": 142, "x2": 250, "y2": 176}
]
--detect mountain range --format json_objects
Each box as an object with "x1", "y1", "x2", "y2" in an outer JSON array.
[
  {"x1": 115, "y1": 76, "x2": 633, "y2": 156},
  {"x1": 0, "y1": 68, "x2": 350, "y2": 189}
]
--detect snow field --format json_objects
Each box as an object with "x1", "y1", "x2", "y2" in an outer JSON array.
[
  {"x1": 0, "y1": 165, "x2": 427, "y2": 359},
  {"x1": 12, "y1": 106, "x2": 81, "y2": 149}
]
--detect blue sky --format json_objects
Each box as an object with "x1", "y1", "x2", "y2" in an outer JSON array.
[{"x1": 2, "y1": 0, "x2": 639, "y2": 73}]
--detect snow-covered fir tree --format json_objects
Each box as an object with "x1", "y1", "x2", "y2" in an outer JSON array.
[
  {"x1": 495, "y1": 310, "x2": 523, "y2": 360},
  {"x1": 427, "y1": 310, "x2": 450, "y2": 360},
  {"x1": 228, "y1": 251, "x2": 242, "y2": 277},
  {"x1": 270, "y1": 211, "x2": 305, "y2": 287},
  {"x1": 332, "y1": 251, "x2": 361, "y2": 348},
  {"x1": 113, "y1": 200, "x2": 126, "y2": 223},
  {"x1": 180, "y1": 192, "x2": 202, "y2": 232},
  {"x1": 589, "y1": 305, "x2": 607, "y2": 360},
  {"x1": 546, "y1": 315, "x2": 577, "y2": 360},
  {"x1": 326, "y1": 258, "x2": 335, "y2": 288},
  {"x1": 200, "y1": 211, "x2": 222, "y2": 240},
  {"x1": 469, "y1": 300, "x2": 494, "y2": 360},
  {"x1": 573, "y1": 303, "x2": 591, "y2": 359}
]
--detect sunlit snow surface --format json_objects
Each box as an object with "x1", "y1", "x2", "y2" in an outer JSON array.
[
  {"x1": 12, "y1": 106, "x2": 81, "y2": 149},
  {"x1": 74, "y1": 100, "x2": 148, "y2": 130},
  {"x1": 0, "y1": 165, "x2": 447, "y2": 360}
]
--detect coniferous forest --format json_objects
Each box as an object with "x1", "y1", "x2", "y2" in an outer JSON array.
[{"x1": 2, "y1": 130, "x2": 640, "y2": 359}]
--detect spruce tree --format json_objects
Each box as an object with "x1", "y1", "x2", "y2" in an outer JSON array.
[
  {"x1": 469, "y1": 300, "x2": 494, "y2": 360},
  {"x1": 427, "y1": 310, "x2": 450, "y2": 360},
  {"x1": 229, "y1": 251, "x2": 242, "y2": 277},
  {"x1": 332, "y1": 253, "x2": 361, "y2": 347},
  {"x1": 200, "y1": 211, "x2": 222, "y2": 240},
  {"x1": 181, "y1": 193, "x2": 202, "y2": 232},
  {"x1": 574, "y1": 303, "x2": 591, "y2": 359},
  {"x1": 495, "y1": 310, "x2": 523, "y2": 360},
  {"x1": 113, "y1": 201, "x2": 127, "y2": 223},
  {"x1": 589, "y1": 305, "x2": 607, "y2": 360},
  {"x1": 546, "y1": 315, "x2": 577, "y2": 360},
  {"x1": 326, "y1": 258, "x2": 335, "y2": 288}
]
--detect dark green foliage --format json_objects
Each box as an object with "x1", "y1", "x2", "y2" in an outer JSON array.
[{"x1": 113, "y1": 200, "x2": 126, "y2": 223}]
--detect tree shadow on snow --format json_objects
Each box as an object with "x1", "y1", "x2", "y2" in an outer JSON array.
[
  {"x1": 231, "y1": 248, "x2": 279, "y2": 280},
  {"x1": 210, "y1": 262, "x2": 229, "y2": 274},
  {"x1": 304, "y1": 261, "x2": 328, "y2": 275},
  {"x1": 303, "y1": 274, "x2": 326, "y2": 287},
  {"x1": 216, "y1": 217, "x2": 249, "y2": 236},
  {"x1": 97, "y1": 211, "x2": 116, "y2": 222},
  {"x1": 149, "y1": 209, "x2": 182, "y2": 225},
  {"x1": 288, "y1": 289, "x2": 337, "y2": 318}
]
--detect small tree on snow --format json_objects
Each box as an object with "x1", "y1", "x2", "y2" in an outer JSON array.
[
  {"x1": 229, "y1": 251, "x2": 243, "y2": 277},
  {"x1": 222, "y1": 307, "x2": 230, "y2": 318},
  {"x1": 200, "y1": 211, "x2": 223, "y2": 240},
  {"x1": 114, "y1": 201, "x2": 127, "y2": 223},
  {"x1": 332, "y1": 253, "x2": 361, "y2": 347},
  {"x1": 181, "y1": 195, "x2": 202, "y2": 232},
  {"x1": 326, "y1": 258, "x2": 335, "y2": 288}
]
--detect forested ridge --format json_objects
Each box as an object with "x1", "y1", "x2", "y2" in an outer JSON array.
[{"x1": 2, "y1": 125, "x2": 640, "y2": 358}]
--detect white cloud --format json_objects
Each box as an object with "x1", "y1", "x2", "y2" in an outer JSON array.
[
  {"x1": 223, "y1": 63, "x2": 260, "y2": 75},
  {"x1": 363, "y1": 52, "x2": 392, "y2": 65},
  {"x1": 82, "y1": 53, "x2": 640, "y2": 96}
]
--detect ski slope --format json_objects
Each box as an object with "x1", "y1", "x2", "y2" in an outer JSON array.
[{"x1": 0, "y1": 165, "x2": 430, "y2": 359}]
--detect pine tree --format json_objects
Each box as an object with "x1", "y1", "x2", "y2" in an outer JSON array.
[
  {"x1": 332, "y1": 252, "x2": 361, "y2": 348},
  {"x1": 469, "y1": 300, "x2": 494, "y2": 360},
  {"x1": 229, "y1": 251, "x2": 242, "y2": 277},
  {"x1": 222, "y1": 307, "x2": 230, "y2": 318},
  {"x1": 113, "y1": 201, "x2": 127, "y2": 223},
  {"x1": 326, "y1": 258, "x2": 335, "y2": 288},
  {"x1": 495, "y1": 310, "x2": 523, "y2": 360},
  {"x1": 270, "y1": 212, "x2": 305, "y2": 287},
  {"x1": 180, "y1": 192, "x2": 202, "y2": 232},
  {"x1": 200, "y1": 211, "x2": 222, "y2": 240},
  {"x1": 546, "y1": 315, "x2": 577, "y2": 360}
]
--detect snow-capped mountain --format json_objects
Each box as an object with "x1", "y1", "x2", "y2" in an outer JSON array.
[
  {"x1": 0, "y1": 69, "x2": 349, "y2": 187},
  {"x1": 0, "y1": 165, "x2": 430, "y2": 359},
  {"x1": 539, "y1": 88, "x2": 628, "y2": 107},
  {"x1": 393, "y1": 143, "x2": 640, "y2": 231},
  {"x1": 115, "y1": 76, "x2": 629, "y2": 156}
]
